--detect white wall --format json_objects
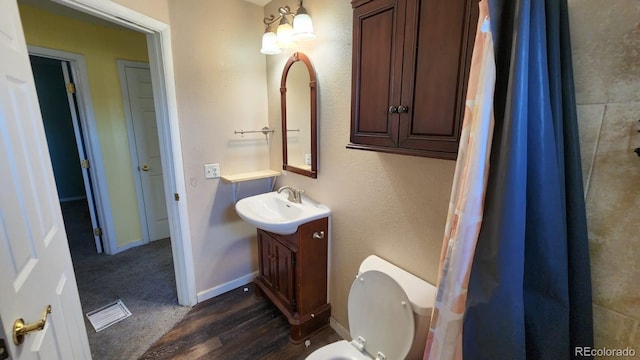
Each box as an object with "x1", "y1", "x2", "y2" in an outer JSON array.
[
  {"x1": 114, "y1": 0, "x2": 170, "y2": 24},
  {"x1": 167, "y1": 0, "x2": 272, "y2": 298},
  {"x1": 264, "y1": 0, "x2": 455, "y2": 329}
]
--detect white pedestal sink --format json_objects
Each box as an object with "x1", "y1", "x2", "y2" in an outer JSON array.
[{"x1": 235, "y1": 191, "x2": 330, "y2": 235}]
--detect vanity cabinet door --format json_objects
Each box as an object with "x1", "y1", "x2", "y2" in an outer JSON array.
[
  {"x1": 349, "y1": 0, "x2": 477, "y2": 159},
  {"x1": 257, "y1": 230, "x2": 296, "y2": 313},
  {"x1": 254, "y1": 217, "x2": 330, "y2": 343},
  {"x1": 273, "y1": 239, "x2": 295, "y2": 313},
  {"x1": 257, "y1": 230, "x2": 276, "y2": 290}
]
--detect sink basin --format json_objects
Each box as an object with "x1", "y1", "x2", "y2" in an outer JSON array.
[{"x1": 235, "y1": 191, "x2": 330, "y2": 235}]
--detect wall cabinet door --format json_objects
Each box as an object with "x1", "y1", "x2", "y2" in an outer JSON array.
[
  {"x1": 349, "y1": 0, "x2": 478, "y2": 159},
  {"x1": 350, "y1": 0, "x2": 405, "y2": 148}
]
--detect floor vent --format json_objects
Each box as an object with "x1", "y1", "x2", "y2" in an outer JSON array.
[{"x1": 86, "y1": 300, "x2": 132, "y2": 332}]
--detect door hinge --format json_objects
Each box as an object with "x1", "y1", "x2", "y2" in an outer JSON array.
[
  {"x1": 174, "y1": 193, "x2": 180, "y2": 201},
  {"x1": 94, "y1": 227, "x2": 102, "y2": 236},
  {"x1": 66, "y1": 83, "x2": 76, "y2": 94},
  {"x1": 81, "y1": 159, "x2": 90, "y2": 169},
  {"x1": 0, "y1": 338, "x2": 9, "y2": 360}
]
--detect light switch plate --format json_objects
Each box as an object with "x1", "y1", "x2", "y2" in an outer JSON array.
[
  {"x1": 204, "y1": 163, "x2": 220, "y2": 179},
  {"x1": 304, "y1": 153, "x2": 312, "y2": 165}
]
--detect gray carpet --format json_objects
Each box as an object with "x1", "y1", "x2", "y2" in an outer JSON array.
[{"x1": 62, "y1": 200, "x2": 191, "y2": 360}]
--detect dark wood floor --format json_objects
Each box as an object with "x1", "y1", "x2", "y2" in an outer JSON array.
[{"x1": 140, "y1": 283, "x2": 342, "y2": 360}]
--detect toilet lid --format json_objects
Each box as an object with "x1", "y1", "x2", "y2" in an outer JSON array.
[{"x1": 348, "y1": 270, "x2": 415, "y2": 360}]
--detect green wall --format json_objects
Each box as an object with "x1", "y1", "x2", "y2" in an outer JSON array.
[
  {"x1": 30, "y1": 55, "x2": 85, "y2": 201},
  {"x1": 20, "y1": 4, "x2": 149, "y2": 248}
]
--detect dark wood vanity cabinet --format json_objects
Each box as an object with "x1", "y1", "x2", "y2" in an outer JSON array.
[
  {"x1": 254, "y1": 217, "x2": 330, "y2": 343},
  {"x1": 348, "y1": 0, "x2": 478, "y2": 159}
]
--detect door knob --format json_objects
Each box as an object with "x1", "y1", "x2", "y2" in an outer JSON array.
[
  {"x1": 13, "y1": 305, "x2": 52, "y2": 345},
  {"x1": 313, "y1": 231, "x2": 325, "y2": 240},
  {"x1": 140, "y1": 165, "x2": 150, "y2": 171}
]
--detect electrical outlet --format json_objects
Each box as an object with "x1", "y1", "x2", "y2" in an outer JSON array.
[
  {"x1": 304, "y1": 153, "x2": 312, "y2": 165},
  {"x1": 204, "y1": 163, "x2": 220, "y2": 179}
]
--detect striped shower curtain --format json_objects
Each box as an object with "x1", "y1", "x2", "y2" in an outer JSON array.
[{"x1": 423, "y1": 1, "x2": 495, "y2": 359}]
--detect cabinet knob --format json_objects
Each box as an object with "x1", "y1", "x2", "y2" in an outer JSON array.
[
  {"x1": 312, "y1": 231, "x2": 325, "y2": 240},
  {"x1": 397, "y1": 105, "x2": 409, "y2": 113},
  {"x1": 388, "y1": 106, "x2": 398, "y2": 114}
]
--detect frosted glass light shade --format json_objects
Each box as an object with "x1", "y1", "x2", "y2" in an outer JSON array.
[
  {"x1": 293, "y1": 13, "x2": 315, "y2": 41},
  {"x1": 276, "y1": 22, "x2": 295, "y2": 48},
  {"x1": 261, "y1": 31, "x2": 281, "y2": 55}
]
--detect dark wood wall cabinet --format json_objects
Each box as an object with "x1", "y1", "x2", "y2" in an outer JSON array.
[
  {"x1": 349, "y1": 0, "x2": 478, "y2": 159},
  {"x1": 254, "y1": 217, "x2": 330, "y2": 343}
]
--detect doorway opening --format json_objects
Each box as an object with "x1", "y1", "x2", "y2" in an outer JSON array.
[
  {"x1": 20, "y1": 0, "x2": 196, "y2": 357},
  {"x1": 27, "y1": 43, "x2": 185, "y2": 360},
  {"x1": 16, "y1": 0, "x2": 195, "y2": 305},
  {"x1": 29, "y1": 54, "x2": 104, "y2": 255},
  {"x1": 118, "y1": 60, "x2": 171, "y2": 245}
]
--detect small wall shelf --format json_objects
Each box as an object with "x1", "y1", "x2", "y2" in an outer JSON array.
[{"x1": 221, "y1": 170, "x2": 281, "y2": 202}]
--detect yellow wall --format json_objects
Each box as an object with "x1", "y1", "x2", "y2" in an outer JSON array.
[{"x1": 20, "y1": 5, "x2": 149, "y2": 248}]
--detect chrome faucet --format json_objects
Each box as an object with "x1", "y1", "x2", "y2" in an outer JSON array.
[{"x1": 277, "y1": 186, "x2": 304, "y2": 204}]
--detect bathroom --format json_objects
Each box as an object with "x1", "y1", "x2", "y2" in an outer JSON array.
[
  {"x1": 168, "y1": 0, "x2": 640, "y2": 348},
  {"x1": 1, "y1": 0, "x2": 638, "y2": 358},
  {"x1": 168, "y1": 0, "x2": 452, "y2": 338}
]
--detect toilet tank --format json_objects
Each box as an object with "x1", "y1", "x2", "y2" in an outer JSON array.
[{"x1": 358, "y1": 255, "x2": 437, "y2": 360}]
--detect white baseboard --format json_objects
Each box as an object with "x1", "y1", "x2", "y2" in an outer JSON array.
[
  {"x1": 114, "y1": 238, "x2": 146, "y2": 254},
  {"x1": 196, "y1": 271, "x2": 258, "y2": 303},
  {"x1": 330, "y1": 316, "x2": 350, "y2": 341}
]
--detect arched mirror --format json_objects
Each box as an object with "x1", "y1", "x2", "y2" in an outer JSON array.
[{"x1": 281, "y1": 52, "x2": 317, "y2": 178}]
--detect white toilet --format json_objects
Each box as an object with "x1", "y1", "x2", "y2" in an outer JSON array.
[{"x1": 307, "y1": 255, "x2": 437, "y2": 360}]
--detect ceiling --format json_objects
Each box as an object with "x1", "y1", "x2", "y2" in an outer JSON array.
[{"x1": 243, "y1": 0, "x2": 271, "y2": 6}]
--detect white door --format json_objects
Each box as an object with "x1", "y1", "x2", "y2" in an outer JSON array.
[
  {"x1": 0, "y1": 0, "x2": 91, "y2": 359},
  {"x1": 61, "y1": 62, "x2": 103, "y2": 253},
  {"x1": 119, "y1": 61, "x2": 169, "y2": 242}
]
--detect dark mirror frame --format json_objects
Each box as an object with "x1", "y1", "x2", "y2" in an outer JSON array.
[{"x1": 281, "y1": 52, "x2": 317, "y2": 178}]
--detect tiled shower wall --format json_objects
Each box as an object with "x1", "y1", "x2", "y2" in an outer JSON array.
[{"x1": 569, "y1": 0, "x2": 640, "y2": 355}]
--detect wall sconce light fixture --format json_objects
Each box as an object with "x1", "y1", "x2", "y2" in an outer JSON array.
[{"x1": 261, "y1": 1, "x2": 315, "y2": 55}]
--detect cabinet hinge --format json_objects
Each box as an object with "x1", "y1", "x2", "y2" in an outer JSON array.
[
  {"x1": 174, "y1": 193, "x2": 180, "y2": 201},
  {"x1": 94, "y1": 227, "x2": 102, "y2": 236},
  {"x1": 66, "y1": 82, "x2": 76, "y2": 94},
  {"x1": 81, "y1": 159, "x2": 90, "y2": 169}
]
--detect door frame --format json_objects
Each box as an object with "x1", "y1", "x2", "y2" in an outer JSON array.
[
  {"x1": 45, "y1": 0, "x2": 196, "y2": 306},
  {"x1": 28, "y1": 46, "x2": 111, "y2": 255},
  {"x1": 117, "y1": 59, "x2": 164, "y2": 245}
]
